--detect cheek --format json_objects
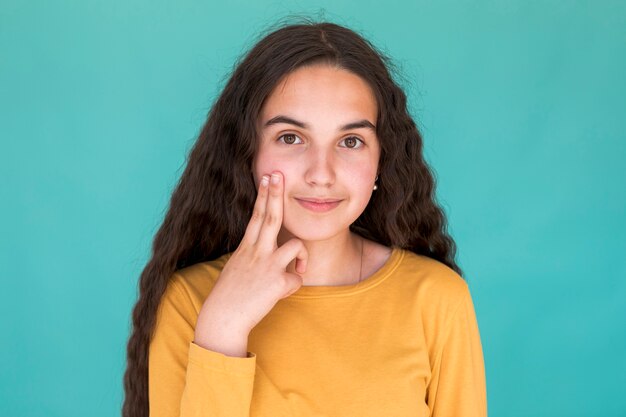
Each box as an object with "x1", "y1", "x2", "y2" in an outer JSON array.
[
  {"x1": 348, "y1": 168, "x2": 377, "y2": 207},
  {"x1": 351, "y1": 164, "x2": 377, "y2": 188},
  {"x1": 253, "y1": 148, "x2": 273, "y2": 185},
  {"x1": 253, "y1": 152, "x2": 295, "y2": 187}
]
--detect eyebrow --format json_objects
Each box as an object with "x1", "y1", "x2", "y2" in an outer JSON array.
[{"x1": 263, "y1": 115, "x2": 376, "y2": 132}]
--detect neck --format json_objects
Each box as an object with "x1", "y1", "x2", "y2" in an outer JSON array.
[{"x1": 279, "y1": 229, "x2": 363, "y2": 286}]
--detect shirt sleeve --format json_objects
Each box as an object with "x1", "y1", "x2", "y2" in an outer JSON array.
[
  {"x1": 426, "y1": 283, "x2": 488, "y2": 417},
  {"x1": 148, "y1": 274, "x2": 257, "y2": 417}
]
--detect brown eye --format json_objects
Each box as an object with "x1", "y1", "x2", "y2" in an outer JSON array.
[
  {"x1": 341, "y1": 136, "x2": 364, "y2": 149},
  {"x1": 278, "y1": 134, "x2": 302, "y2": 145}
]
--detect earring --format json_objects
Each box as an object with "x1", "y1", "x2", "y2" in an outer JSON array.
[{"x1": 373, "y1": 175, "x2": 379, "y2": 190}]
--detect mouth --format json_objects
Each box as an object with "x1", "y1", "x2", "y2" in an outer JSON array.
[
  {"x1": 297, "y1": 197, "x2": 342, "y2": 203},
  {"x1": 295, "y1": 198, "x2": 343, "y2": 213}
]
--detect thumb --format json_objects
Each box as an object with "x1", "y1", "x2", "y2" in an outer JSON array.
[
  {"x1": 282, "y1": 273, "x2": 303, "y2": 298},
  {"x1": 275, "y1": 238, "x2": 308, "y2": 273}
]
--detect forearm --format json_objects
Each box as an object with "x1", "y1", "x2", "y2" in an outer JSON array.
[{"x1": 194, "y1": 307, "x2": 251, "y2": 358}]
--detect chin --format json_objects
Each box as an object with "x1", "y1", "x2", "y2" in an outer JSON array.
[
  {"x1": 283, "y1": 223, "x2": 341, "y2": 242},
  {"x1": 282, "y1": 209, "x2": 354, "y2": 242}
]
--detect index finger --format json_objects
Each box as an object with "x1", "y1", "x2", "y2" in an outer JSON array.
[{"x1": 241, "y1": 174, "x2": 270, "y2": 246}]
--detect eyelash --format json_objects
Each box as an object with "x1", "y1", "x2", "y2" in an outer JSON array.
[{"x1": 277, "y1": 133, "x2": 364, "y2": 149}]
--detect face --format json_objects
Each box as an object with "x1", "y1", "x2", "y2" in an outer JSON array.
[{"x1": 252, "y1": 64, "x2": 381, "y2": 242}]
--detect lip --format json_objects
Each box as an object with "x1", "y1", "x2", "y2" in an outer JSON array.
[
  {"x1": 297, "y1": 197, "x2": 342, "y2": 203},
  {"x1": 295, "y1": 198, "x2": 342, "y2": 213}
]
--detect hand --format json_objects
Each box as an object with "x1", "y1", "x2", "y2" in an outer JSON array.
[{"x1": 194, "y1": 171, "x2": 308, "y2": 342}]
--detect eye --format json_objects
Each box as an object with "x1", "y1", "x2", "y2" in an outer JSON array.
[
  {"x1": 277, "y1": 133, "x2": 304, "y2": 145},
  {"x1": 340, "y1": 136, "x2": 364, "y2": 149},
  {"x1": 276, "y1": 133, "x2": 364, "y2": 149}
]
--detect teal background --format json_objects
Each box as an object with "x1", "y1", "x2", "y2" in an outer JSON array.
[{"x1": 1, "y1": 0, "x2": 625, "y2": 416}]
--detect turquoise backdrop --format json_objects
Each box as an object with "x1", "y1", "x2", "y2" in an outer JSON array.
[{"x1": 1, "y1": 1, "x2": 625, "y2": 416}]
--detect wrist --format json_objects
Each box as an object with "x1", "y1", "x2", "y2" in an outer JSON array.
[{"x1": 194, "y1": 316, "x2": 251, "y2": 358}]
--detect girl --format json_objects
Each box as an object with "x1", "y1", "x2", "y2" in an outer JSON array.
[{"x1": 123, "y1": 18, "x2": 487, "y2": 417}]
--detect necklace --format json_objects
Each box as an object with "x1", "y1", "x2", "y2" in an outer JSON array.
[{"x1": 357, "y1": 235, "x2": 363, "y2": 284}]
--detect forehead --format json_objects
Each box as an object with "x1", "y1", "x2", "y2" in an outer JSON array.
[{"x1": 259, "y1": 64, "x2": 378, "y2": 125}]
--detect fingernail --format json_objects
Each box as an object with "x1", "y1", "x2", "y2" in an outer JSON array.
[
  {"x1": 261, "y1": 175, "x2": 270, "y2": 187},
  {"x1": 271, "y1": 173, "x2": 280, "y2": 184}
]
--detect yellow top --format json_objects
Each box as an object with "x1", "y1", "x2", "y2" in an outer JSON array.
[{"x1": 148, "y1": 247, "x2": 487, "y2": 417}]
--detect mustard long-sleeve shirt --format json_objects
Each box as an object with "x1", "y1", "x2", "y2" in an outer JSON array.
[{"x1": 148, "y1": 247, "x2": 487, "y2": 416}]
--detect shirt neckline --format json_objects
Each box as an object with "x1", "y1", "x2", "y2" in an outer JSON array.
[{"x1": 287, "y1": 246, "x2": 405, "y2": 299}]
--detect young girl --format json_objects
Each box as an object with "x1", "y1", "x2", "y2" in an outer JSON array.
[{"x1": 123, "y1": 19, "x2": 487, "y2": 417}]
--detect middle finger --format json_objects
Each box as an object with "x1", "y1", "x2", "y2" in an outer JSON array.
[{"x1": 257, "y1": 171, "x2": 284, "y2": 251}]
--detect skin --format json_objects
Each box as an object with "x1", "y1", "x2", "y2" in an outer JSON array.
[
  {"x1": 193, "y1": 64, "x2": 390, "y2": 357},
  {"x1": 252, "y1": 63, "x2": 382, "y2": 286}
]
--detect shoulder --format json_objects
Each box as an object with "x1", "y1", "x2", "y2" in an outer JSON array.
[
  {"x1": 394, "y1": 249, "x2": 476, "y2": 355},
  {"x1": 394, "y1": 248, "x2": 470, "y2": 309},
  {"x1": 396, "y1": 249, "x2": 467, "y2": 287},
  {"x1": 164, "y1": 252, "x2": 235, "y2": 314}
]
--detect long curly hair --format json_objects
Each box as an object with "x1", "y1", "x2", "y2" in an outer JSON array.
[{"x1": 122, "y1": 16, "x2": 463, "y2": 417}]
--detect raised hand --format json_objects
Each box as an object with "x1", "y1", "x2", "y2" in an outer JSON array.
[{"x1": 193, "y1": 171, "x2": 308, "y2": 357}]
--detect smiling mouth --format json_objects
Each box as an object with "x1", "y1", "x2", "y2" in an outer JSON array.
[
  {"x1": 295, "y1": 198, "x2": 343, "y2": 213},
  {"x1": 296, "y1": 197, "x2": 342, "y2": 203}
]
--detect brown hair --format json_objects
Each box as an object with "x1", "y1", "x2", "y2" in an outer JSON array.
[{"x1": 122, "y1": 16, "x2": 463, "y2": 417}]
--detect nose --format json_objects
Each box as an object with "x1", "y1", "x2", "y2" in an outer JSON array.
[{"x1": 304, "y1": 146, "x2": 336, "y2": 187}]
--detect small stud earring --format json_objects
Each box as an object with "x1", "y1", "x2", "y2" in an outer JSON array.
[{"x1": 373, "y1": 175, "x2": 379, "y2": 190}]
